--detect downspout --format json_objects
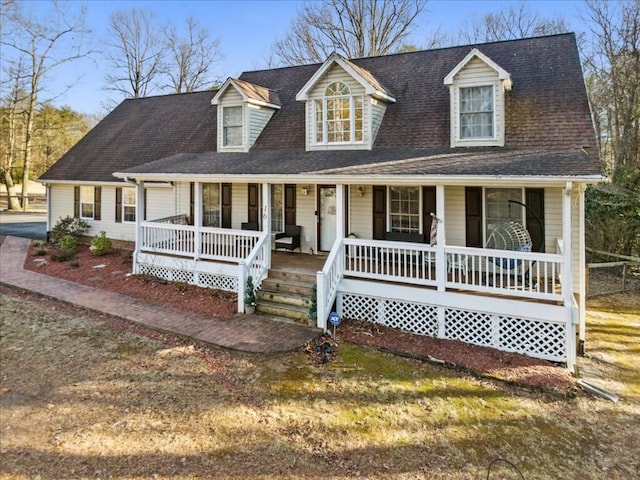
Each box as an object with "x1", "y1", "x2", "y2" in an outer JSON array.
[{"x1": 578, "y1": 184, "x2": 586, "y2": 355}]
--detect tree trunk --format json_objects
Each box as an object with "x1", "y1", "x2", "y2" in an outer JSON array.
[{"x1": 1, "y1": 170, "x2": 22, "y2": 211}]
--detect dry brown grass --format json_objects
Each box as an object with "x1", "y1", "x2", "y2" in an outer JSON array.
[{"x1": 1, "y1": 286, "x2": 639, "y2": 479}]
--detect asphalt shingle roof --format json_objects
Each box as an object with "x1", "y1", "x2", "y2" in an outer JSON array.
[{"x1": 40, "y1": 33, "x2": 601, "y2": 183}]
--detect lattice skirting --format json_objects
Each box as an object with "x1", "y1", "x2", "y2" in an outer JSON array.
[
  {"x1": 338, "y1": 293, "x2": 566, "y2": 363},
  {"x1": 137, "y1": 263, "x2": 238, "y2": 292}
]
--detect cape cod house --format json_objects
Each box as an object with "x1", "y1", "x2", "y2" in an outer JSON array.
[{"x1": 39, "y1": 34, "x2": 602, "y2": 371}]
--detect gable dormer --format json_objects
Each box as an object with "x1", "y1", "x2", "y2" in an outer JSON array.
[
  {"x1": 296, "y1": 53, "x2": 395, "y2": 151},
  {"x1": 211, "y1": 78, "x2": 281, "y2": 152},
  {"x1": 444, "y1": 48, "x2": 512, "y2": 148}
]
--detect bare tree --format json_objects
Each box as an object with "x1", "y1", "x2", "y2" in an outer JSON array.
[
  {"x1": 1, "y1": 0, "x2": 90, "y2": 210},
  {"x1": 161, "y1": 16, "x2": 223, "y2": 93},
  {"x1": 105, "y1": 8, "x2": 163, "y2": 99},
  {"x1": 271, "y1": 0, "x2": 428, "y2": 66},
  {"x1": 457, "y1": 2, "x2": 569, "y2": 44}
]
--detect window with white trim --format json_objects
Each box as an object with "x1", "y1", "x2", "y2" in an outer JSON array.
[
  {"x1": 485, "y1": 188, "x2": 523, "y2": 243},
  {"x1": 271, "y1": 184, "x2": 284, "y2": 233},
  {"x1": 122, "y1": 187, "x2": 136, "y2": 223},
  {"x1": 202, "y1": 183, "x2": 220, "y2": 227},
  {"x1": 389, "y1": 186, "x2": 420, "y2": 233},
  {"x1": 460, "y1": 86, "x2": 494, "y2": 139},
  {"x1": 222, "y1": 106, "x2": 242, "y2": 147},
  {"x1": 314, "y1": 82, "x2": 363, "y2": 144},
  {"x1": 80, "y1": 186, "x2": 94, "y2": 219}
]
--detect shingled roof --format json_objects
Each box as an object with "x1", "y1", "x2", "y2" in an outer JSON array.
[{"x1": 41, "y1": 33, "x2": 601, "y2": 184}]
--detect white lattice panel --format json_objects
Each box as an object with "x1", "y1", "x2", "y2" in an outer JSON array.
[
  {"x1": 138, "y1": 262, "x2": 237, "y2": 292},
  {"x1": 198, "y1": 273, "x2": 237, "y2": 292},
  {"x1": 445, "y1": 309, "x2": 494, "y2": 346},
  {"x1": 340, "y1": 294, "x2": 438, "y2": 336},
  {"x1": 499, "y1": 316, "x2": 565, "y2": 359}
]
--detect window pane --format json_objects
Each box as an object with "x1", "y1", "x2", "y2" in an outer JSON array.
[
  {"x1": 202, "y1": 183, "x2": 220, "y2": 227},
  {"x1": 460, "y1": 86, "x2": 494, "y2": 139},
  {"x1": 81, "y1": 203, "x2": 93, "y2": 218},
  {"x1": 271, "y1": 184, "x2": 284, "y2": 232},
  {"x1": 124, "y1": 206, "x2": 136, "y2": 222},
  {"x1": 389, "y1": 186, "x2": 420, "y2": 233},
  {"x1": 123, "y1": 188, "x2": 136, "y2": 222},
  {"x1": 223, "y1": 106, "x2": 242, "y2": 146},
  {"x1": 485, "y1": 188, "x2": 523, "y2": 244},
  {"x1": 80, "y1": 186, "x2": 94, "y2": 219}
]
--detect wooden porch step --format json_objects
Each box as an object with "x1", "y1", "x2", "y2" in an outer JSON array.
[
  {"x1": 256, "y1": 300, "x2": 311, "y2": 324},
  {"x1": 260, "y1": 277, "x2": 314, "y2": 296},
  {"x1": 256, "y1": 290, "x2": 311, "y2": 308},
  {"x1": 267, "y1": 268, "x2": 316, "y2": 284}
]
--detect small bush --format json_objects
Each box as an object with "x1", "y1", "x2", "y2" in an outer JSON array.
[
  {"x1": 68, "y1": 259, "x2": 80, "y2": 269},
  {"x1": 55, "y1": 234, "x2": 79, "y2": 261},
  {"x1": 33, "y1": 240, "x2": 49, "y2": 256},
  {"x1": 90, "y1": 231, "x2": 112, "y2": 256},
  {"x1": 50, "y1": 216, "x2": 89, "y2": 243}
]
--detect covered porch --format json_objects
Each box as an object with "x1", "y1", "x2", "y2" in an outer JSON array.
[{"x1": 130, "y1": 180, "x2": 581, "y2": 370}]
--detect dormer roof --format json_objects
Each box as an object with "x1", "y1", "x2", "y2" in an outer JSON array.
[
  {"x1": 212, "y1": 77, "x2": 281, "y2": 109},
  {"x1": 295, "y1": 52, "x2": 395, "y2": 103},
  {"x1": 444, "y1": 48, "x2": 512, "y2": 90}
]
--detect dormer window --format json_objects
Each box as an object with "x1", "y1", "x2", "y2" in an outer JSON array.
[
  {"x1": 222, "y1": 106, "x2": 243, "y2": 147},
  {"x1": 460, "y1": 86, "x2": 494, "y2": 139},
  {"x1": 314, "y1": 82, "x2": 363, "y2": 144}
]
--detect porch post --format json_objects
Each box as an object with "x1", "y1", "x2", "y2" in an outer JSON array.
[
  {"x1": 578, "y1": 184, "x2": 586, "y2": 355},
  {"x1": 435, "y1": 185, "x2": 446, "y2": 338},
  {"x1": 194, "y1": 181, "x2": 202, "y2": 260},
  {"x1": 262, "y1": 182, "x2": 271, "y2": 268},
  {"x1": 563, "y1": 182, "x2": 576, "y2": 371},
  {"x1": 336, "y1": 184, "x2": 345, "y2": 240},
  {"x1": 133, "y1": 180, "x2": 145, "y2": 274}
]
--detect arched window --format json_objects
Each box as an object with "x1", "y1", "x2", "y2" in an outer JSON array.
[{"x1": 314, "y1": 82, "x2": 363, "y2": 143}]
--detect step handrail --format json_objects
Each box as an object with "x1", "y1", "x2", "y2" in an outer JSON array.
[{"x1": 316, "y1": 237, "x2": 345, "y2": 331}]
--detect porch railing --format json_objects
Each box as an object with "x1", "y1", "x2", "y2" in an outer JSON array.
[
  {"x1": 316, "y1": 238, "x2": 345, "y2": 330},
  {"x1": 339, "y1": 238, "x2": 564, "y2": 302},
  {"x1": 238, "y1": 232, "x2": 270, "y2": 313}
]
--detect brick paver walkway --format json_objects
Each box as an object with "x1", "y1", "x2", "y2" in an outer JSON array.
[{"x1": 0, "y1": 236, "x2": 320, "y2": 353}]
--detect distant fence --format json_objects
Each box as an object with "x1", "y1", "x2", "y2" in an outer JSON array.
[
  {"x1": 586, "y1": 248, "x2": 640, "y2": 297},
  {"x1": 0, "y1": 193, "x2": 47, "y2": 211}
]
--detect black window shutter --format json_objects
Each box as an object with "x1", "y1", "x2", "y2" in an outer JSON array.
[
  {"x1": 115, "y1": 188, "x2": 122, "y2": 223},
  {"x1": 143, "y1": 188, "x2": 147, "y2": 221},
  {"x1": 221, "y1": 183, "x2": 232, "y2": 228},
  {"x1": 525, "y1": 188, "x2": 545, "y2": 252},
  {"x1": 422, "y1": 186, "x2": 436, "y2": 243},
  {"x1": 465, "y1": 187, "x2": 483, "y2": 247},
  {"x1": 247, "y1": 183, "x2": 259, "y2": 225},
  {"x1": 189, "y1": 182, "x2": 194, "y2": 225},
  {"x1": 94, "y1": 187, "x2": 101, "y2": 220},
  {"x1": 372, "y1": 185, "x2": 386, "y2": 240},
  {"x1": 73, "y1": 186, "x2": 80, "y2": 218},
  {"x1": 284, "y1": 184, "x2": 296, "y2": 226}
]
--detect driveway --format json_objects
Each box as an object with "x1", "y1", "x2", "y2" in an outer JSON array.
[{"x1": 0, "y1": 211, "x2": 47, "y2": 240}]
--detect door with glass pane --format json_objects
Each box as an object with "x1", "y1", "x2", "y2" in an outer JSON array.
[{"x1": 318, "y1": 186, "x2": 337, "y2": 251}]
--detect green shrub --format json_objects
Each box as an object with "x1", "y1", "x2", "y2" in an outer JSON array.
[
  {"x1": 244, "y1": 275, "x2": 256, "y2": 307},
  {"x1": 90, "y1": 231, "x2": 112, "y2": 256},
  {"x1": 50, "y1": 216, "x2": 90, "y2": 243},
  {"x1": 54, "y1": 234, "x2": 79, "y2": 261},
  {"x1": 33, "y1": 240, "x2": 49, "y2": 256}
]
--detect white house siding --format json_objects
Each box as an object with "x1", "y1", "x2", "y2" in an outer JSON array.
[
  {"x1": 145, "y1": 185, "x2": 175, "y2": 221},
  {"x1": 175, "y1": 182, "x2": 191, "y2": 219},
  {"x1": 305, "y1": 64, "x2": 370, "y2": 150},
  {"x1": 370, "y1": 100, "x2": 387, "y2": 144},
  {"x1": 544, "y1": 188, "x2": 562, "y2": 253},
  {"x1": 247, "y1": 105, "x2": 275, "y2": 147},
  {"x1": 449, "y1": 57, "x2": 504, "y2": 147},
  {"x1": 349, "y1": 185, "x2": 372, "y2": 239},
  {"x1": 49, "y1": 184, "x2": 75, "y2": 232},
  {"x1": 444, "y1": 186, "x2": 466, "y2": 246}
]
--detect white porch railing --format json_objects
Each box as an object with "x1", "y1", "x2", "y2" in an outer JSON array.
[
  {"x1": 140, "y1": 221, "x2": 262, "y2": 261},
  {"x1": 338, "y1": 238, "x2": 564, "y2": 301},
  {"x1": 237, "y1": 232, "x2": 270, "y2": 313},
  {"x1": 316, "y1": 238, "x2": 345, "y2": 330}
]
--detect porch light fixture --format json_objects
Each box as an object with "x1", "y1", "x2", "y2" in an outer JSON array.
[
  {"x1": 301, "y1": 185, "x2": 309, "y2": 195},
  {"x1": 356, "y1": 185, "x2": 365, "y2": 197}
]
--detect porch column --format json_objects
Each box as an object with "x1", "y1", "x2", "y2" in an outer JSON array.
[
  {"x1": 563, "y1": 182, "x2": 576, "y2": 371},
  {"x1": 194, "y1": 181, "x2": 202, "y2": 260},
  {"x1": 578, "y1": 184, "x2": 586, "y2": 355},
  {"x1": 134, "y1": 180, "x2": 145, "y2": 274},
  {"x1": 435, "y1": 184, "x2": 446, "y2": 338},
  {"x1": 262, "y1": 182, "x2": 271, "y2": 268},
  {"x1": 336, "y1": 184, "x2": 345, "y2": 240}
]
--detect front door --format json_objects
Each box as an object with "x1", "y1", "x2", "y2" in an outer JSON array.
[{"x1": 318, "y1": 185, "x2": 337, "y2": 251}]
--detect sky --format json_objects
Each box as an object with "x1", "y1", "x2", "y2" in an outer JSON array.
[{"x1": 14, "y1": 0, "x2": 587, "y2": 115}]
